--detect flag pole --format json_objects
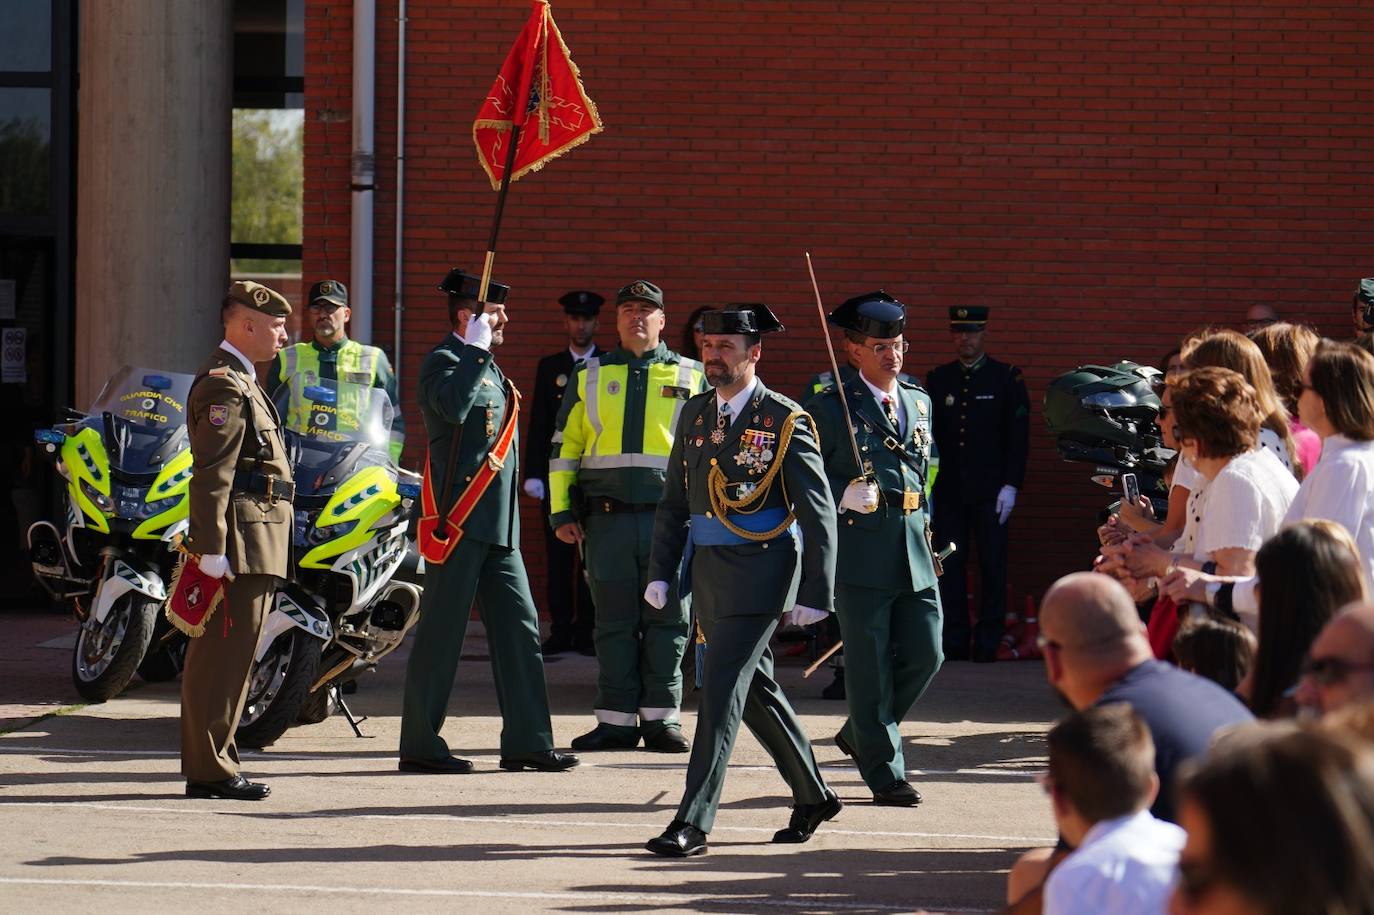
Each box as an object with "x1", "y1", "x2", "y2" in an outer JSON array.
[{"x1": 477, "y1": 123, "x2": 522, "y2": 304}]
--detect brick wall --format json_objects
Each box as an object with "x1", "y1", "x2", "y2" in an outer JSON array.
[{"x1": 304, "y1": 0, "x2": 1374, "y2": 615}]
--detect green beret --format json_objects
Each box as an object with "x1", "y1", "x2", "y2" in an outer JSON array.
[{"x1": 227, "y1": 280, "x2": 291, "y2": 317}]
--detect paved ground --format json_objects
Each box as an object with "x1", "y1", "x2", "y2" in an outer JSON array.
[{"x1": 0, "y1": 609, "x2": 1060, "y2": 914}]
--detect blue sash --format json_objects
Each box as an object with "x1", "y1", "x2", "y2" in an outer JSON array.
[{"x1": 680, "y1": 508, "x2": 798, "y2": 600}]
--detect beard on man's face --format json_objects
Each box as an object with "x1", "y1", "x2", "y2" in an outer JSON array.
[{"x1": 705, "y1": 361, "x2": 740, "y2": 388}]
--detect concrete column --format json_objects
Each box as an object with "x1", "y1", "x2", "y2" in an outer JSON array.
[{"x1": 75, "y1": 1, "x2": 233, "y2": 405}]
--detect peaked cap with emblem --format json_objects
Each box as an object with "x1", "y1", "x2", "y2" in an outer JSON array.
[
  {"x1": 438, "y1": 267, "x2": 510, "y2": 305},
  {"x1": 828, "y1": 290, "x2": 906, "y2": 338},
  {"x1": 1358, "y1": 279, "x2": 1374, "y2": 307},
  {"x1": 701, "y1": 302, "x2": 784, "y2": 336},
  {"x1": 559, "y1": 290, "x2": 604, "y2": 316},
  {"x1": 949, "y1": 305, "x2": 989, "y2": 332},
  {"x1": 227, "y1": 280, "x2": 291, "y2": 317},
  {"x1": 616, "y1": 280, "x2": 664, "y2": 310},
  {"x1": 308, "y1": 279, "x2": 348, "y2": 309}
]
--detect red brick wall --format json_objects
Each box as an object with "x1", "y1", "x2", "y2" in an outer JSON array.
[{"x1": 305, "y1": 0, "x2": 1373, "y2": 615}]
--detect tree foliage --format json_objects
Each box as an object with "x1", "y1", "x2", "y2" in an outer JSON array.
[{"x1": 231, "y1": 109, "x2": 302, "y2": 273}]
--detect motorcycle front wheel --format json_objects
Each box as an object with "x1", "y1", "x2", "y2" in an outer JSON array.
[
  {"x1": 235, "y1": 629, "x2": 322, "y2": 749},
  {"x1": 71, "y1": 594, "x2": 158, "y2": 702}
]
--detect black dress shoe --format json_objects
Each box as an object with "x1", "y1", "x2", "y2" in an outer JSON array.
[
  {"x1": 834, "y1": 730, "x2": 858, "y2": 764},
  {"x1": 499, "y1": 750, "x2": 580, "y2": 772},
  {"x1": 873, "y1": 779, "x2": 922, "y2": 806},
  {"x1": 646, "y1": 820, "x2": 707, "y2": 857},
  {"x1": 541, "y1": 633, "x2": 574, "y2": 655},
  {"x1": 772, "y1": 788, "x2": 842, "y2": 843},
  {"x1": 397, "y1": 755, "x2": 474, "y2": 774},
  {"x1": 570, "y1": 726, "x2": 640, "y2": 752},
  {"x1": 186, "y1": 774, "x2": 270, "y2": 800},
  {"x1": 642, "y1": 725, "x2": 690, "y2": 753},
  {"x1": 820, "y1": 669, "x2": 846, "y2": 700}
]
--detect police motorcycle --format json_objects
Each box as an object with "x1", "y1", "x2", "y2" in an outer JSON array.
[
  {"x1": 28, "y1": 366, "x2": 195, "y2": 701},
  {"x1": 235, "y1": 376, "x2": 421, "y2": 748},
  {"x1": 1043, "y1": 360, "x2": 1173, "y2": 520}
]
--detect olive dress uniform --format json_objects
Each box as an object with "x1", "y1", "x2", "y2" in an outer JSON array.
[
  {"x1": 646, "y1": 304, "x2": 839, "y2": 857},
  {"x1": 524, "y1": 293, "x2": 603, "y2": 653},
  {"x1": 925, "y1": 307, "x2": 1030, "y2": 661},
  {"x1": 181, "y1": 281, "x2": 294, "y2": 796},
  {"x1": 398, "y1": 270, "x2": 574, "y2": 773},
  {"x1": 806, "y1": 292, "x2": 942, "y2": 806}
]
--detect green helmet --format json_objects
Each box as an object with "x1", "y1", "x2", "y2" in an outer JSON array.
[{"x1": 1044, "y1": 361, "x2": 1169, "y2": 471}]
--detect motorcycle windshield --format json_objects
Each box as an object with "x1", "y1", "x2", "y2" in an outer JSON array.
[
  {"x1": 88, "y1": 365, "x2": 196, "y2": 475},
  {"x1": 274, "y1": 376, "x2": 396, "y2": 493}
]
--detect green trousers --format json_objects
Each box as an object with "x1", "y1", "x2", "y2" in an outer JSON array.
[
  {"x1": 399, "y1": 539, "x2": 554, "y2": 759},
  {"x1": 584, "y1": 511, "x2": 688, "y2": 736},
  {"x1": 835, "y1": 582, "x2": 943, "y2": 791},
  {"x1": 677, "y1": 612, "x2": 828, "y2": 832}
]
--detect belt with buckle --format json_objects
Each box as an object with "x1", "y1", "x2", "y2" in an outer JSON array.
[
  {"x1": 588, "y1": 496, "x2": 658, "y2": 515},
  {"x1": 881, "y1": 489, "x2": 923, "y2": 512},
  {"x1": 233, "y1": 471, "x2": 295, "y2": 503}
]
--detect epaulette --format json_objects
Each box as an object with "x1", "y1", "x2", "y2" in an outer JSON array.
[
  {"x1": 762, "y1": 389, "x2": 803, "y2": 412},
  {"x1": 207, "y1": 366, "x2": 232, "y2": 377},
  {"x1": 897, "y1": 376, "x2": 927, "y2": 393}
]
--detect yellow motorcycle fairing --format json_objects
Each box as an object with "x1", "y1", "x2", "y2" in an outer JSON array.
[
  {"x1": 300, "y1": 465, "x2": 402, "y2": 570},
  {"x1": 133, "y1": 446, "x2": 193, "y2": 540},
  {"x1": 60, "y1": 428, "x2": 112, "y2": 533}
]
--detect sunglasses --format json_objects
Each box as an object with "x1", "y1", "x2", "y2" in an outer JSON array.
[
  {"x1": 1176, "y1": 859, "x2": 1218, "y2": 903},
  {"x1": 1301, "y1": 655, "x2": 1374, "y2": 686}
]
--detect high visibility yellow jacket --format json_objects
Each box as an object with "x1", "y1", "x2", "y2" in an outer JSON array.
[
  {"x1": 267, "y1": 338, "x2": 405, "y2": 462},
  {"x1": 548, "y1": 342, "x2": 706, "y2": 528}
]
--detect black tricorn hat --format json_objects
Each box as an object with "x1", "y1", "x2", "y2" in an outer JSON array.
[
  {"x1": 558, "y1": 290, "x2": 604, "y2": 316},
  {"x1": 828, "y1": 290, "x2": 906, "y2": 338},
  {"x1": 949, "y1": 305, "x2": 989, "y2": 332},
  {"x1": 438, "y1": 268, "x2": 510, "y2": 305},
  {"x1": 701, "y1": 303, "x2": 784, "y2": 336}
]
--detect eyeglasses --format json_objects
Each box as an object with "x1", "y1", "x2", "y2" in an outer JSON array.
[
  {"x1": 1301, "y1": 654, "x2": 1374, "y2": 686},
  {"x1": 866, "y1": 340, "x2": 909, "y2": 357},
  {"x1": 308, "y1": 301, "x2": 343, "y2": 313},
  {"x1": 1176, "y1": 859, "x2": 1219, "y2": 904}
]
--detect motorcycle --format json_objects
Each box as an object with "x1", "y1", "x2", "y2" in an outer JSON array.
[
  {"x1": 28, "y1": 366, "x2": 194, "y2": 701},
  {"x1": 235, "y1": 376, "x2": 421, "y2": 748},
  {"x1": 1043, "y1": 360, "x2": 1173, "y2": 521}
]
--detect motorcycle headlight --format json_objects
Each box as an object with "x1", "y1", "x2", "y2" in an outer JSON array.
[
  {"x1": 310, "y1": 521, "x2": 354, "y2": 546},
  {"x1": 81, "y1": 478, "x2": 114, "y2": 515},
  {"x1": 143, "y1": 494, "x2": 181, "y2": 518}
]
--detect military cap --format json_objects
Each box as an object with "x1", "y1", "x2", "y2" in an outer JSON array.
[
  {"x1": 828, "y1": 290, "x2": 906, "y2": 338},
  {"x1": 308, "y1": 279, "x2": 348, "y2": 309},
  {"x1": 227, "y1": 280, "x2": 291, "y2": 317},
  {"x1": 438, "y1": 268, "x2": 509, "y2": 305},
  {"x1": 701, "y1": 302, "x2": 784, "y2": 336},
  {"x1": 616, "y1": 280, "x2": 664, "y2": 310},
  {"x1": 559, "y1": 290, "x2": 604, "y2": 316},
  {"x1": 949, "y1": 305, "x2": 989, "y2": 332},
  {"x1": 1357, "y1": 279, "x2": 1374, "y2": 307}
]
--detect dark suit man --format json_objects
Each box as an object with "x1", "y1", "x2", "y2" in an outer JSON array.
[
  {"x1": 399, "y1": 268, "x2": 577, "y2": 775},
  {"x1": 925, "y1": 306, "x2": 1030, "y2": 662},
  {"x1": 807, "y1": 291, "x2": 942, "y2": 807},
  {"x1": 522, "y1": 291, "x2": 604, "y2": 655},
  {"x1": 180, "y1": 280, "x2": 293, "y2": 801},
  {"x1": 643, "y1": 303, "x2": 840, "y2": 857}
]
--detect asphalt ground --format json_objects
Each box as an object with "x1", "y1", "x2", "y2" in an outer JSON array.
[{"x1": 0, "y1": 610, "x2": 1061, "y2": 914}]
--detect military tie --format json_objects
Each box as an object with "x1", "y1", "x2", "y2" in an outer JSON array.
[
  {"x1": 711, "y1": 402, "x2": 730, "y2": 445},
  {"x1": 883, "y1": 395, "x2": 900, "y2": 434}
]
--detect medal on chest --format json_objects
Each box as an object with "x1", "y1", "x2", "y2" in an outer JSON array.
[{"x1": 734, "y1": 428, "x2": 776, "y2": 476}]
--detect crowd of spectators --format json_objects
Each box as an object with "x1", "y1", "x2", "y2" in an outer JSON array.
[{"x1": 1007, "y1": 306, "x2": 1374, "y2": 914}]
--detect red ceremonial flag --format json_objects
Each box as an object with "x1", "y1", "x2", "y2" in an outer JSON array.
[
  {"x1": 473, "y1": 0, "x2": 603, "y2": 189},
  {"x1": 164, "y1": 552, "x2": 228, "y2": 638}
]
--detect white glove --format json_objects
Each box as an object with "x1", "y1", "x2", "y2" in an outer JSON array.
[
  {"x1": 995, "y1": 485, "x2": 1017, "y2": 525},
  {"x1": 789, "y1": 604, "x2": 829, "y2": 626},
  {"x1": 522, "y1": 478, "x2": 546, "y2": 500},
  {"x1": 839, "y1": 480, "x2": 879, "y2": 514},
  {"x1": 464, "y1": 310, "x2": 496, "y2": 350},
  {"x1": 644, "y1": 580, "x2": 669, "y2": 610},
  {"x1": 198, "y1": 553, "x2": 230, "y2": 579}
]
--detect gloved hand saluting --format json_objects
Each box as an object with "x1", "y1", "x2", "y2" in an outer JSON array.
[
  {"x1": 840, "y1": 479, "x2": 879, "y2": 514},
  {"x1": 644, "y1": 580, "x2": 669, "y2": 610},
  {"x1": 464, "y1": 306, "x2": 501, "y2": 351}
]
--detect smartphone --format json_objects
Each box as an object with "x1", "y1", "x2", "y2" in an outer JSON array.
[{"x1": 1122, "y1": 472, "x2": 1140, "y2": 506}]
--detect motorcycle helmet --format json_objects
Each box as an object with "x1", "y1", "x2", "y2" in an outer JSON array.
[{"x1": 1044, "y1": 361, "x2": 1170, "y2": 471}]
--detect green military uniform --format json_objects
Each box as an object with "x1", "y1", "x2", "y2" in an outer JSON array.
[
  {"x1": 181, "y1": 281, "x2": 294, "y2": 793},
  {"x1": 549, "y1": 299, "x2": 707, "y2": 747},
  {"x1": 805, "y1": 291, "x2": 942, "y2": 804},
  {"x1": 648, "y1": 309, "x2": 838, "y2": 842},
  {"x1": 399, "y1": 271, "x2": 569, "y2": 771}
]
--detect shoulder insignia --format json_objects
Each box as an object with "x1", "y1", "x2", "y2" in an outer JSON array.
[{"x1": 207, "y1": 366, "x2": 231, "y2": 377}]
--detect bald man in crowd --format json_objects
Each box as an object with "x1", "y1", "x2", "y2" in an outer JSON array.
[
  {"x1": 1296, "y1": 603, "x2": 1374, "y2": 716},
  {"x1": 1006, "y1": 572, "x2": 1253, "y2": 913}
]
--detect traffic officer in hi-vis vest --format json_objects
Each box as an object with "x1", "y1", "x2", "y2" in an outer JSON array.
[
  {"x1": 266, "y1": 279, "x2": 404, "y2": 463},
  {"x1": 548, "y1": 280, "x2": 708, "y2": 753},
  {"x1": 181, "y1": 280, "x2": 293, "y2": 800},
  {"x1": 806, "y1": 291, "x2": 943, "y2": 808},
  {"x1": 523, "y1": 290, "x2": 605, "y2": 656},
  {"x1": 925, "y1": 306, "x2": 1030, "y2": 662},
  {"x1": 643, "y1": 303, "x2": 840, "y2": 858},
  {"x1": 399, "y1": 268, "x2": 578, "y2": 775}
]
